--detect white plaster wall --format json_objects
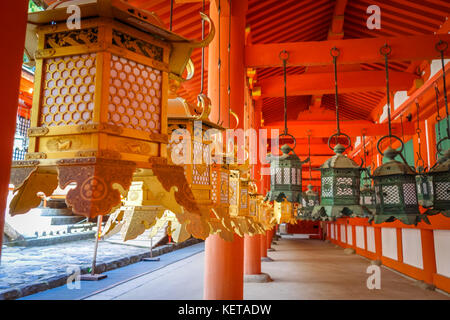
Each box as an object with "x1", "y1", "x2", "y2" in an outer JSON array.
[
  {"x1": 335, "y1": 224, "x2": 338, "y2": 240},
  {"x1": 402, "y1": 228, "x2": 423, "y2": 269},
  {"x1": 341, "y1": 224, "x2": 346, "y2": 243},
  {"x1": 434, "y1": 230, "x2": 450, "y2": 278},
  {"x1": 382, "y1": 228, "x2": 398, "y2": 261},
  {"x1": 347, "y1": 225, "x2": 353, "y2": 245},
  {"x1": 330, "y1": 223, "x2": 335, "y2": 239},
  {"x1": 393, "y1": 91, "x2": 408, "y2": 110},
  {"x1": 430, "y1": 59, "x2": 450, "y2": 78},
  {"x1": 356, "y1": 226, "x2": 365, "y2": 249},
  {"x1": 367, "y1": 226, "x2": 376, "y2": 253}
]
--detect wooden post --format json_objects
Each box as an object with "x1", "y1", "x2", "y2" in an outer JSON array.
[{"x1": 0, "y1": 0, "x2": 28, "y2": 264}]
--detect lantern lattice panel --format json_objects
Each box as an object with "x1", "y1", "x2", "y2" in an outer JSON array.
[
  {"x1": 382, "y1": 185, "x2": 400, "y2": 204},
  {"x1": 336, "y1": 177, "x2": 353, "y2": 196},
  {"x1": 220, "y1": 171, "x2": 229, "y2": 204},
  {"x1": 375, "y1": 186, "x2": 381, "y2": 204},
  {"x1": 435, "y1": 182, "x2": 450, "y2": 201},
  {"x1": 403, "y1": 183, "x2": 418, "y2": 205},
  {"x1": 211, "y1": 170, "x2": 218, "y2": 203},
  {"x1": 41, "y1": 54, "x2": 96, "y2": 126},
  {"x1": 283, "y1": 168, "x2": 290, "y2": 184},
  {"x1": 321, "y1": 177, "x2": 333, "y2": 197},
  {"x1": 108, "y1": 54, "x2": 161, "y2": 133},
  {"x1": 417, "y1": 179, "x2": 434, "y2": 197},
  {"x1": 230, "y1": 179, "x2": 238, "y2": 205},
  {"x1": 240, "y1": 189, "x2": 248, "y2": 209},
  {"x1": 192, "y1": 141, "x2": 210, "y2": 185}
]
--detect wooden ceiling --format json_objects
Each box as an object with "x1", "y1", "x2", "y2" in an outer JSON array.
[{"x1": 123, "y1": 0, "x2": 449, "y2": 125}]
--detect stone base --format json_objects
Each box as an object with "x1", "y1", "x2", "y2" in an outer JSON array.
[
  {"x1": 244, "y1": 273, "x2": 272, "y2": 283},
  {"x1": 261, "y1": 256, "x2": 274, "y2": 262},
  {"x1": 415, "y1": 280, "x2": 436, "y2": 291},
  {"x1": 344, "y1": 248, "x2": 355, "y2": 255},
  {"x1": 325, "y1": 239, "x2": 331, "y2": 243},
  {"x1": 268, "y1": 248, "x2": 275, "y2": 252},
  {"x1": 370, "y1": 259, "x2": 382, "y2": 266}
]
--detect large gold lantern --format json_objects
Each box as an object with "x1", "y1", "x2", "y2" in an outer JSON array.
[{"x1": 10, "y1": 1, "x2": 214, "y2": 221}]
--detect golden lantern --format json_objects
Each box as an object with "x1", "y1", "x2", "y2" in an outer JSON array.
[
  {"x1": 248, "y1": 183, "x2": 266, "y2": 235},
  {"x1": 273, "y1": 198, "x2": 297, "y2": 225},
  {"x1": 10, "y1": 1, "x2": 215, "y2": 225}
]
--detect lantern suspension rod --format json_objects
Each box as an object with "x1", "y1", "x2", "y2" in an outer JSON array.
[
  {"x1": 437, "y1": 40, "x2": 450, "y2": 139},
  {"x1": 170, "y1": 0, "x2": 173, "y2": 31},
  {"x1": 280, "y1": 50, "x2": 289, "y2": 136},
  {"x1": 217, "y1": 0, "x2": 221, "y2": 125},
  {"x1": 415, "y1": 99, "x2": 425, "y2": 168},
  {"x1": 381, "y1": 44, "x2": 393, "y2": 138},
  {"x1": 228, "y1": 0, "x2": 232, "y2": 127},
  {"x1": 435, "y1": 82, "x2": 442, "y2": 146},
  {"x1": 308, "y1": 134, "x2": 312, "y2": 182},
  {"x1": 200, "y1": 0, "x2": 205, "y2": 93},
  {"x1": 331, "y1": 47, "x2": 341, "y2": 136}
]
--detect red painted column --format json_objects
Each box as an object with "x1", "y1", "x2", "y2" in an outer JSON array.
[
  {"x1": 244, "y1": 234, "x2": 261, "y2": 275},
  {"x1": 260, "y1": 233, "x2": 268, "y2": 258},
  {"x1": 266, "y1": 229, "x2": 273, "y2": 249},
  {"x1": 421, "y1": 229, "x2": 437, "y2": 285},
  {"x1": 374, "y1": 227, "x2": 383, "y2": 262},
  {"x1": 0, "y1": 0, "x2": 28, "y2": 264},
  {"x1": 204, "y1": 234, "x2": 244, "y2": 299},
  {"x1": 204, "y1": 0, "x2": 248, "y2": 300}
]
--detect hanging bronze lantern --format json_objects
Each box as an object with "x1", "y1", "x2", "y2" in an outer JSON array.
[
  {"x1": 371, "y1": 44, "x2": 425, "y2": 225},
  {"x1": 299, "y1": 184, "x2": 319, "y2": 221},
  {"x1": 312, "y1": 144, "x2": 369, "y2": 220},
  {"x1": 312, "y1": 48, "x2": 369, "y2": 221},
  {"x1": 359, "y1": 134, "x2": 376, "y2": 212},
  {"x1": 420, "y1": 40, "x2": 450, "y2": 218},
  {"x1": 298, "y1": 135, "x2": 318, "y2": 220},
  {"x1": 372, "y1": 146, "x2": 424, "y2": 224},
  {"x1": 266, "y1": 50, "x2": 309, "y2": 209},
  {"x1": 360, "y1": 181, "x2": 376, "y2": 211},
  {"x1": 424, "y1": 149, "x2": 450, "y2": 217},
  {"x1": 266, "y1": 144, "x2": 309, "y2": 203}
]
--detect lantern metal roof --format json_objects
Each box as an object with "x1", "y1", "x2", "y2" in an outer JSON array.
[
  {"x1": 320, "y1": 144, "x2": 361, "y2": 169},
  {"x1": 372, "y1": 147, "x2": 416, "y2": 177}
]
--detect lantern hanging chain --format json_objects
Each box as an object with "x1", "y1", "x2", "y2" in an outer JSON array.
[
  {"x1": 308, "y1": 134, "x2": 312, "y2": 183},
  {"x1": 382, "y1": 44, "x2": 393, "y2": 138},
  {"x1": 415, "y1": 99, "x2": 425, "y2": 168},
  {"x1": 331, "y1": 47, "x2": 341, "y2": 137},
  {"x1": 400, "y1": 113, "x2": 405, "y2": 157},
  {"x1": 437, "y1": 40, "x2": 449, "y2": 139},
  {"x1": 217, "y1": 0, "x2": 221, "y2": 125},
  {"x1": 435, "y1": 83, "x2": 442, "y2": 144},
  {"x1": 228, "y1": 0, "x2": 232, "y2": 127},
  {"x1": 200, "y1": 0, "x2": 205, "y2": 93},
  {"x1": 170, "y1": 0, "x2": 173, "y2": 31},
  {"x1": 283, "y1": 53, "x2": 288, "y2": 135}
]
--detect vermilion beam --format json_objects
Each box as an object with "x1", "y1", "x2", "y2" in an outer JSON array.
[
  {"x1": 245, "y1": 34, "x2": 450, "y2": 68},
  {"x1": 263, "y1": 120, "x2": 415, "y2": 138},
  {"x1": 258, "y1": 71, "x2": 418, "y2": 97}
]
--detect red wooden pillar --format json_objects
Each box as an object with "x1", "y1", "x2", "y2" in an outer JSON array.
[
  {"x1": 260, "y1": 233, "x2": 268, "y2": 258},
  {"x1": 0, "y1": 0, "x2": 28, "y2": 264},
  {"x1": 374, "y1": 227, "x2": 383, "y2": 262},
  {"x1": 421, "y1": 229, "x2": 437, "y2": 285},
  {"x1": 244, "y1": 234, "x2": 261, "y2": 275},
  {"x1": 204, "y1": 0, "x2": 248, "y2": 300},
  {"x1": 204, "y1": 234, "x2": 244, "y2": 300}
]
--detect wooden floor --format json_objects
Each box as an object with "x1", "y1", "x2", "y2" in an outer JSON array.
[{"x1": 86, "y1": 236, "x2": 450, "y2": 300}]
